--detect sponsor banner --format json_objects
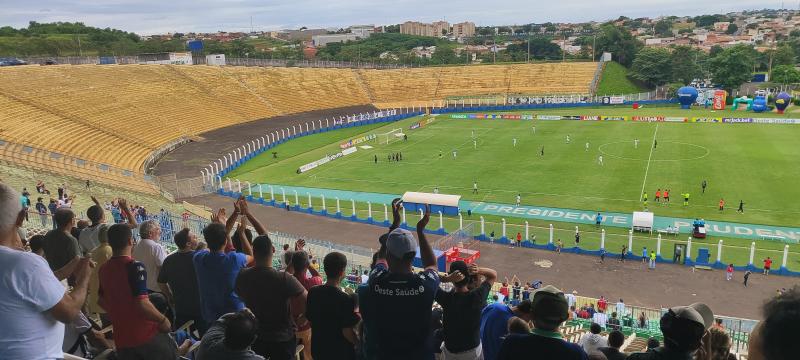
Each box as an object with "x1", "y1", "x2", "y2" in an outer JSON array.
[
  {"x1": 562, "y1": 115, "x2": 582, "y2": 121},
  {"x1": 507, "y1": 95, "x2": 591, "y2": 105},
  {"x1": 722, "y1": 118, "x2": 753, "y2": 123},
  {"x1": 690, "y1": 117, "x2": 723, "y2": 123},
  {"x1": 664, "y1": 117, "x2": 688, "y2": 123},
  {"x1": 600, "y1": 116, "x2": 627, "y2": 121},
  {"x1": 752, "y1": 118, "x2": 800, "y2": 124},
  {"x1": 580, "y1": 115, "x2": 600, "y2": 121},
  {"x1": 450, "y1": 114, "x2": 468, "y2": 119},
  {"x1": 609, "y1": 96, "x2": 625, "y2": 104},
  {"x1": 631, "y1": 116, "x2": 665, "y2": 122},
  {"x1": 298, "y1": 147, "x2": 358, "y2": 173},
  {"x1": 409, "y1": 123, "x2": 421, "y2": 130},
  {"x1": 339, "y1": 134, "x2": 376, "y2": 149},
  {"x1": 537, "y1": 115, "x2": 562, "y2": 120}
]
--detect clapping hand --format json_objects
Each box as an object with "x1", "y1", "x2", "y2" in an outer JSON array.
[{"x1": 416, "y1": 204, "x2": 431, "y2": 231}]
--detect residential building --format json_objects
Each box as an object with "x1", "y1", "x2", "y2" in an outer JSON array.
[
  {"x1": 432, "y1": 21, "x2": 451, "y2": 37},
  {"x1": 401, "y1": 21, "x2": 436, "y2": 37},
  {"x1": 312, "y1": 33, "x2": 360, "y2": 47},
  {"x1": 452, "y1": 22, "x2": 476, "y2": 38}
]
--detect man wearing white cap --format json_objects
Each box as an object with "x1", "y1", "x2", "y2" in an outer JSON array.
[
  {"x1": 361, "y1": 200, "x2": 440, "y2": 360},
  {"x1": 627, "y1": 303, "x2": 714, "y2": 360}
]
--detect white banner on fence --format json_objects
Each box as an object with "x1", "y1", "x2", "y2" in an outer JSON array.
[{"x1": 298, "y1": 147, "x2": 358, "y2": 173}]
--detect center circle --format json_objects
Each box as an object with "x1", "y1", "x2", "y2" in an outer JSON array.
[{"x1": 598, "y1": 141, "x2": 710, "y2": 162}]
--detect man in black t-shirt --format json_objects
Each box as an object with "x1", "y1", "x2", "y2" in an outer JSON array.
[
  {"x1": 436, "y1": 260, "x2": 497, "y2": 358},
  {"x1": 497, "y1": 286, "x2": 587, "y2": 360},
  {"x1": 307, "y1": 252, "x2": 360, "y2": 360},
  {"x1": 157, "y1": 229, "x2": 206, "y2": 335},
  {"x1": 235, "y1": 235, "x2": 306, "y2": 360}
]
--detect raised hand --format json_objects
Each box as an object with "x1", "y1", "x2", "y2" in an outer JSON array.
[
  {"x1": 238, "y1": 196, "x2": 249, "y2": 215},
  {"x1": 295, "y1": 239, "x2": 306, "y2": 251},
  {"x1": 416, "y1": 204, "x2": 431, "y2": 231},
  {"x1": 442, "y1": 270, "x2": 465, "y2": 284},
  {"x1": 468, "y1": 263, "x2": 479, "y2": 275}
]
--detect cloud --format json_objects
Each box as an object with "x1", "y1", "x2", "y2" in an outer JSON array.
[{"x1": 0, "y1": 0, "x2": 776, "y2": 34}]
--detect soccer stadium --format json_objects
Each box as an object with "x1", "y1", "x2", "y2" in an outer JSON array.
[{"x1": 2, "y1": 6, "x2": 800, "y2": 360}]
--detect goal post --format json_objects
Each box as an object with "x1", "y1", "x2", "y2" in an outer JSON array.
[{"x1": 378, "y1": 128, "x2": 404, "y2": 145}]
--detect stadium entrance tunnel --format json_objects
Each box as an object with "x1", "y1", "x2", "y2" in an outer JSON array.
[{"x1": 598, "y1": 141, "x2": 710, "y2": 162}]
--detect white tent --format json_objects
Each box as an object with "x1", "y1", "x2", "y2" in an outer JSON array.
[{"x1": 632, "y1": 211, "x2": 654, "y2": 233}]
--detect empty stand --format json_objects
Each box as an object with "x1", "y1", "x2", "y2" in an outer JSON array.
[{"x1": 0, "y1": 62, "x2": 596, "y2": 193}]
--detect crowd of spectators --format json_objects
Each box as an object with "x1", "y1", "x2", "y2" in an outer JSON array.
[{"x1": 1, "y1": 181, "x2": 799, "y2": 360}]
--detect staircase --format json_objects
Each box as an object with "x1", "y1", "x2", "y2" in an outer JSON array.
[{"x1": 353, "y1": 69, "x2": 377, "y2": 103}]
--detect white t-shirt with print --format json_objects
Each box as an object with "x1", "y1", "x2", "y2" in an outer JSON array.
[{"x1": 0, "y1": 246, "x2": 66, "y2": 360}]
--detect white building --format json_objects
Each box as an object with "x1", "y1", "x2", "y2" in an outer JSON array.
[{"x1": 312, "y1": 33, "x2": 360, "y2": 47}]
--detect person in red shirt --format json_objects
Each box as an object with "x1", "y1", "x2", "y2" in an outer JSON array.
[
  {"x1": 726, "y1": 264, "x2": 734, "y2": 281},
  {"x1": 763, "y1": 257, "x2": 773, "y2": 275},
  {"x1": 290, "y1": 248, "x2": 323, "y2": 360},
  {"x1": 516, "y1": 232, "x2": 522, "y2": 247},
  {"x1": 664, "y1": 189, "x2": 670, "y2": 203},
  {"x1": 499, "y1": 282, "x2": 510, "y2": 301},
  {"x1": 597, "y1": 296, "x2": 608, "y2": 313},
  {"x1": 719, "y1": 199, "x2": 725, "y2": 211},
  {"x1": 655, "y1": 189, "x2": 661, "y2": 203},
  {"x1": 99, "y1": 224, "x2": 175, "y2": 359}
]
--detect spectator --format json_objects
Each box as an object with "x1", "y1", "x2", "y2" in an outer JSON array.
[
  {"x1": 361, "y1": 270, "x2": 369, "y2": 284},
  {"x1": 79, "y1": 196, "x2": 108, "y2": 254},
  {"x1": 42, "y1": 207, "x2": 82, "y2": 280},
  {"x1": 307, "y1": 252, "x2": 360, "y2": 360},
  {"x1": 28, "y1": 234, "x2": 45, "y2": 256},
  {"x1": 195, "y1": 199, "x2": 256, "y2": 325},
  {"x1": 627, "y1": 303, "x2": 713, "y2": 360},
  {"x1": 507, "y1": 317, "x2": 531, "y2": 335},
  {"x1": 48, "y1": 198, "x2": 58, "y2": 229},
  {"x1": 593, "y1": 310, "x2": 608, "y2": 329},
  {"x1": 0, "y1": 183, "x2": 92, "y2": 359},
  {"x1": 480, "y1": 299, "x2": 533, "y2": 360},
  {"x1": 579, "y1": 323, "x2": 608, "y2": 354},
  {"x1": 645, "y1": 338, "x2": 659, "y2": 351},
  {"x1": 598, "y1": 330, "x2": 627, "y2": 360},
  {"x1": 158, "y1": 228, "x2": 207, "y2": 335},
  {"x1": 496, "y1": 286, "x2": 586, "y2": 360},
  {"x1": 289, "y1": 249, "x2": 323, "y2": 360},
  {"x1": 705, "y1": 327, "x2": 732, "y2": 360},
  {"x1": 747, "y1": 286, "x2": 800, "y2": 360},
  {"x1": 98, "y1": 224, "x2": 176, "y2": 359},
  {"x1": 361, "y1": 201, "x2": 440, "y2": 360},
  {"x1": 279, "y1": 243, "x2": 290, "y2": 269},
  {"x1": 133, "y1": 219, "x2": 167, "y2": 292},
  {"x1": 236, "y1": 234, "x2": 306, "y2": 360},
  {"x1": 607, "y1": 312, "x2": 621, "y2": 331},
  {"x1": 598, "y1": 296, "x2": 608, "y2": 312},
  {"x1": 35, "y1": 197, "x2": 48, "y2": 227},
  {"x1": 566, "y1": 290, "x2": 577, "y2": 308},
  {"x1": 638, "y1": 312, "x2": 647, "y2": 329},
  {"x1": 437, "y1": 260, "x2": 497, "y2": 358},
  {"x1": 615, "y1": 299, "x2": 626, "y2": 317},
  {"x1": 195, "y1": 310, "x2": 264, "y2": 360},
  {"x1": 87, "y1": 224, "x2": 112, "y2": 317}
]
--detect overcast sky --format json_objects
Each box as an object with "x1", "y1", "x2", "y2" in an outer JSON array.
[{"x1": 0, "y1": 0, "x2": 788, "y2": 35}]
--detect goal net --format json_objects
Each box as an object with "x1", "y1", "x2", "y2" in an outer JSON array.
[{"x1": 378, "y1": 128, "x2": 404, "y2": 145}]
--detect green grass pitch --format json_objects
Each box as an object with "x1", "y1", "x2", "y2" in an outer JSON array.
[{"x1": 226, "y1": 105, "x2": 800, "y2": 270}]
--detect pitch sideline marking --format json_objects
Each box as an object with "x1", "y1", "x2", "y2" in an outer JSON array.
[{"x1": 639, "y1": 123, "x2": 659, "y2": 202}]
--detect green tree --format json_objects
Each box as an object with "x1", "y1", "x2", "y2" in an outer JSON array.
[
  {"x1": 709, "y1": 45, "x2": 724, "y2": 58},
  {"x1": 594, "y1": 24, "x2": 643, "y2": 66},
  {"x1": 725, "y1": 23, "x2": 739, "y2": 35},
  {"x1": 708, "y1": 44, "x2": 756, "y2": 90},
  {"x1": 629, "y1": 47, "x2": 673, "y2": 86},
  {"x1": 654, "y1": 20, "x2": 673, "y2": 37},
  {"x1": 670, "y1": 46, "x2": 706, "y2": 84},
  {"x1": 770, "y1": 44, "x2": 796, "y2": 66},
  {"x1": 430, "y1": 46, "x2": 458, "y2": 64},
  {"x1": 771, "y1": 64, "x2": 800, "y2": 84},
  {"x1": 384, "y1": 24, "x2": 400, "y2": 33}
]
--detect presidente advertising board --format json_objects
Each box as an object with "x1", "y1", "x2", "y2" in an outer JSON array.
[
  {"x1": 298, "y1": 146, "x2": 357, "y2": 173},
  {"x1": 409, "y1": 116, "x2": 438, "y2": 130},
  {"x1": 453, "y1": 113, "x2": 800, "y2": 124},
  {"x1": 339, "y1": 134, "x2": 376, "y2": 149}
]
